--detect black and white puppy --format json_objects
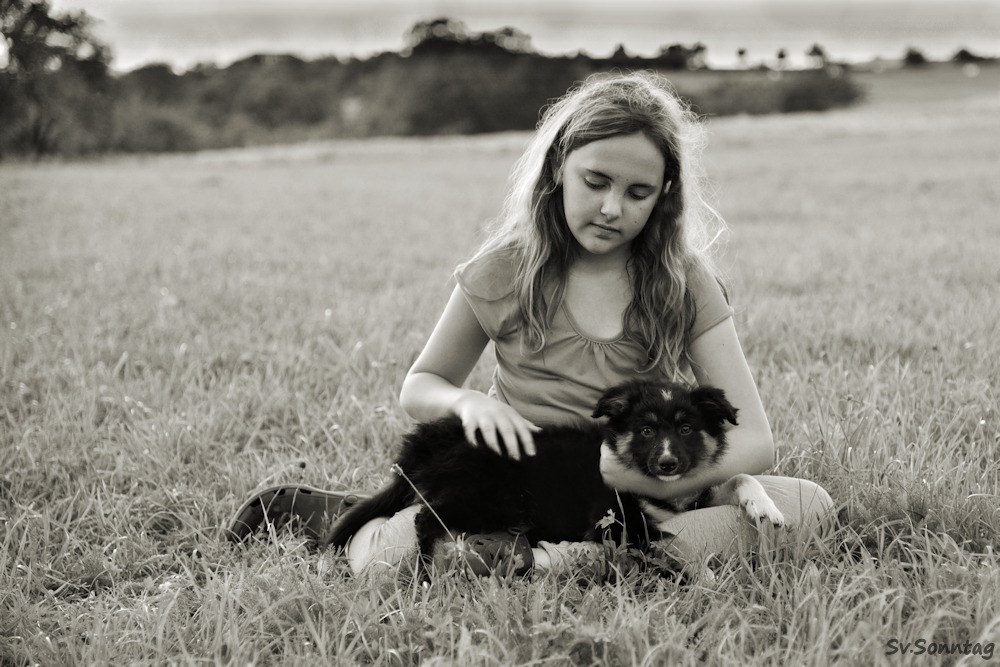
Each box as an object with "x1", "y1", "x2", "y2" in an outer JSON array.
[
  {"x1": 321, "y1": 380, "x2": 783, "y2": 566},
  {"x1": 600, "y1": 382, "x2": 785, "y2": 532}
]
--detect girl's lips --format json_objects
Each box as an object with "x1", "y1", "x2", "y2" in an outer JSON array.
[{"x1": 591, "y1": 222, "x2": 619, "y2": 234}]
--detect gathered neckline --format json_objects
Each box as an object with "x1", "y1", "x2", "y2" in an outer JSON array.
[{"x1": 561, "y1": 303, "x2": 625, "y2": 345}]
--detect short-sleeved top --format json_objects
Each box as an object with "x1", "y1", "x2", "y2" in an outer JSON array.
[{"x1": 455, "y1": 248, "x2": 733, "y2": 426}]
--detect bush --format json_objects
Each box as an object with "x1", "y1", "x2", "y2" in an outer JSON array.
[
  {"x1": 952, "y1": 48, "x2": 992, "y2": 64},
  {"x1": 110, "y1": 99, "x2": 213, "y2": 153},
  {"x1": 778, "y1": 70, "x2": 863, "y2": 112},
  {"x1": 388, "y1": 54, "x2": 585, "y2": 135},
  {"x1": 692, "y1": 70, "x2": 863, "y2": 116},
  {"x1": 239, "y1": 79, "x2": 332, "y2": 129}
]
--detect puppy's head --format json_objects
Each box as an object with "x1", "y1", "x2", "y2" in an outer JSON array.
[{"x1": 594, "y1": 381, "x2": 738, "y2": 482}]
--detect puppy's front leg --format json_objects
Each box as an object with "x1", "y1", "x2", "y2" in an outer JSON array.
[{"x1": 707, "y1": 474, "x2": 784, "y2": 527}]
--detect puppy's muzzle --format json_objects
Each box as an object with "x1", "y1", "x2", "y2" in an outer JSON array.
[{"x1": 657, "y1": 455, "x2": 682, "y2": 476}]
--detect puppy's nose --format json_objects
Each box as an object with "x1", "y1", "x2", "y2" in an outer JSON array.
[{"x1": 658, "y1": 456, "x2": 680, "y2": 475}]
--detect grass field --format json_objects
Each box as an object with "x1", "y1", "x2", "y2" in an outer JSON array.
[{"x1": 2, "y1": 63, "x2": 999, "y2": 665}]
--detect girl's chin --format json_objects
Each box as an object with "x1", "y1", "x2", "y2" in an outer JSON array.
[{"x1": 573, "y1": 238, "x2": 631, "y2": 259}]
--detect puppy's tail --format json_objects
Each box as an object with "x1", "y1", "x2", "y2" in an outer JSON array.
[{"x1": 320, "y1": 477, "x2": 413, "y2": 550}]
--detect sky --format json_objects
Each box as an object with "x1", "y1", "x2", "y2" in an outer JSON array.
[{"x1": 41, "y1": 0, "x2": 1000, "y2": 73}]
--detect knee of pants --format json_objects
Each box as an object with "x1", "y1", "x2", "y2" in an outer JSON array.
[
  {"x1": 345, "y1": 504, "x2": 420, "y2": 575},
  {"x1": 757, "y1": 476, "x2": 836, "y2": 532}
]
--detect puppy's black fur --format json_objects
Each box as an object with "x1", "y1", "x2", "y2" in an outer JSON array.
[{"x1": 322, "y1": 380, "x2": 738, "y2": 563}]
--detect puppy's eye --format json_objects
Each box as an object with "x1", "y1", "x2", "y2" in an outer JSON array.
[
  {"x1": 640, "y1": 426, "x2": 655, "y2": 438},
  {"x1": 678, "y1": 424, "x2": 693, "y2": 436}
]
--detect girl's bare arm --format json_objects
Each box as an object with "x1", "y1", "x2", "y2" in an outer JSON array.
[{"x1": 400, "y1": 285, "x2": 539, "y2": 459}]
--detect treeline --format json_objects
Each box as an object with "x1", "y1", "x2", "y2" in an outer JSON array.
[
  {"x1": 0, "y1": 11, "x2": 874, "y2": 157},
  {"x1": 108, "y1": 32, "x2": 867, "y2": 154}
]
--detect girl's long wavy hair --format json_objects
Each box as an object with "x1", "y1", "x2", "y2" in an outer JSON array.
[{"x1": 460, "y1": 71, "x2": 727, "y2": 377}]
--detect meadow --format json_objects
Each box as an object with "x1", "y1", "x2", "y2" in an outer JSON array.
[{"x1": 1, "y1": 63, "x2": 999, "y2": 665}]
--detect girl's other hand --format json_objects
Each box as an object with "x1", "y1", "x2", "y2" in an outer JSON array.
[{"x1": 451, "y1": 392, "x2": 541, "y2": 460}]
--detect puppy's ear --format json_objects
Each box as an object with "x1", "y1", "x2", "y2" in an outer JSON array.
[
  {"x1": 593, "y1": 382, "x2": 639, "y2": 419},
  {"x1": 690, "y1": 386, "x2": 739, "y2": 429}
]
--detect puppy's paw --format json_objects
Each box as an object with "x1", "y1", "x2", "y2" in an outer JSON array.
[
  {"x1": 741, "y1": 494, "x2": 784, "y2": 528},
  {"x1": 728, "y1": 474, "x2": 785, "y2": 528}
]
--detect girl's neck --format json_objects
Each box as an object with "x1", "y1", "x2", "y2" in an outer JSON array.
[
  {"x1": 568, "y1": 246, "x2": 632, "y2": 277},
  {"x1": 563, "y1": 247, "x2": 634, "y2": 340}
]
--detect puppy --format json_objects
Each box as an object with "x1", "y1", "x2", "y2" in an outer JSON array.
[
  {"x1": 322, "y1": 380, "x2": 783, "y2": 569},
  {"x1": 600, "y1": 383, "x2": 785, "y2": 532}
]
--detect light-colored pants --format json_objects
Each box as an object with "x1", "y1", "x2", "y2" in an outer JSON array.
[{"x1": 345, "y1": 475, "x2": 835, "y2": 576}]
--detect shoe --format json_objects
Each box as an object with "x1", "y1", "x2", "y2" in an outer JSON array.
[
  {"x1": 437, "y1": 530, "x2": 534, "y2": 577},
  {"x1": 226, "y1": 484, "x2": 366, "y2": 545}
]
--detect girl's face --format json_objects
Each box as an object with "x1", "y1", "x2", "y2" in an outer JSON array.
[{"x1": 560, "y1": 132, "x2": 666, "y2": 262}]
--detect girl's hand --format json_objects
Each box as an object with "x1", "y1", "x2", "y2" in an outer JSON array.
[{"x1": 451, "y1": 392, "x2": 541, "y2": 460}]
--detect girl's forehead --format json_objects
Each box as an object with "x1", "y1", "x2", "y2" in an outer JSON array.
[{"x1": 566, "y1": 133, "x2": 666, "y2": 185}]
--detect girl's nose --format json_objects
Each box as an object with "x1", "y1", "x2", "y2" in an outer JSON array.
[{"x1": 600, "y1": 193, "x2": 622, "y2": 220}]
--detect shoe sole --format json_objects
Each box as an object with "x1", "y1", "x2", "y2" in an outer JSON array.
[
  {"x1": 460, "y1": 531, "x2": 533, "y2": 577},
  {"x1": 226, "y1": 484, "x2": 366, "y2": 545}
]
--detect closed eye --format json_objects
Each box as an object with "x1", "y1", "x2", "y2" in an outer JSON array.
[
  {"x1": 628, "y1": 187, "x2": 655, "y2": 201},
  {"x1": 583, "y1": 171, "x2": 656, "y2": 200}
]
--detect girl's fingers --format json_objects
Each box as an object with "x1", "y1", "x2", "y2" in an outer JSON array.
[
  {"x1": 463, "y1": 423, "x2": 480, "y2": 448},
  {"x1": 496, "y1": 423, "x2": 521, "y2": 460},
  {"x1": 459, "y1": 403, "x2": 541, "y2": 459},
  {"x1": 475, "y1": 420, "x2": 504, "y2": 457},
  {"x1": 514, "y1": 422, "x2": 538, "y2": 457}
]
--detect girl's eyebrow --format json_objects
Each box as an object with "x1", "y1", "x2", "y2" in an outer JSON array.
[{"x1": 585, "y1": 169, "x2": 658, "y2": 189}]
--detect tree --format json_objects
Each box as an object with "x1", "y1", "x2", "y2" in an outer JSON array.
[
  {"x1": 903, "y1": 47, "x2": 928, "y2": 67},
  {"x1": 488, "y1": 26, "x2": 532, "y2": 54},
  {"x1": 807, "y1": 43, "x2": 827, "y2": 68},
  {"x1": 657, "y1": 43, "x2": 707, "y2": 70},
  {"x1": 775, "y1": 48, "x2": 788, "y2": 69},
  {"x1": 688, "y1": 42, "x2": 707, "y2": 70},
  {"x1": 952, "y1": 48, "x2": 986, "y2": 63},
  {"x1": 1, "y1": 0, "x2": 111, "y2": 154},
  {"x1": 404, "y1": 17, "x2": 469, "y2": 54}
]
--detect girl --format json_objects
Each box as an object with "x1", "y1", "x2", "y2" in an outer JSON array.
[{"x1": 229, "y1": 71, "x2": 834, "y2": 577}]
